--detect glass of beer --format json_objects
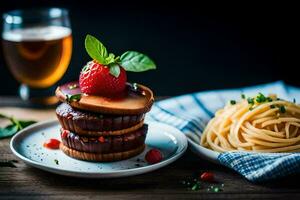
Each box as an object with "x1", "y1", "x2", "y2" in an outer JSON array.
[{"x1": 2, "y1": 8, "x2": 72, "y2": 105}]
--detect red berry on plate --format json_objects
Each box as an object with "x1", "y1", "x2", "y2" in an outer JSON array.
[
  {"x1": 145, "y1": 149, "x2": 163, "y2": 164},
  {"x1": 43, "y1": 138, "x2": 60, "y2": 149},
  {"x1": 79, "y1": 61, "x2": 127, "y2": 96},
  {"x1": 200, "y1": 172, "x2": 214, "y2": 182}
]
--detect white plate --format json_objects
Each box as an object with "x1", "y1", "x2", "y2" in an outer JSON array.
[
  {"x1": 10, "y1": 120, "x2": 187, "y2": 178},
  {"x1": 187, "y1": 137, "x2": 220, "y2": 164}
]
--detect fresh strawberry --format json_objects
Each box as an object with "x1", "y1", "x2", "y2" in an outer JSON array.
[
  {"x1": 79, "y1": 61, "x2": 127, "y2": 96},
  {"x1": 145, "y1": 149, "x2": 163, "y2": 164}
]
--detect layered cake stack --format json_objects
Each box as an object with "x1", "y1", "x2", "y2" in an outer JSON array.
[
  {"x1": 55, "y1": 82, "x2": 154, "y2": 162},
  {"x1": 54, "y1": 34, "x2": 156, "y2": 162}
]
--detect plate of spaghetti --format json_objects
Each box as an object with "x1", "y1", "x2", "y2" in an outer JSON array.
[{"x1": 195, "y1": 93, "x2": 300, "y2": 161}]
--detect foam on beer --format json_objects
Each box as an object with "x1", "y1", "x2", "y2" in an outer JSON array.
[{"x1": 2, "y1": 26, "x2": 71, "y2": 42}]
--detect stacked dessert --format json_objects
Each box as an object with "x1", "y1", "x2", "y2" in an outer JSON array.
[{"x1": 55, "y1": 34, "x2": 156, "y2": 162}]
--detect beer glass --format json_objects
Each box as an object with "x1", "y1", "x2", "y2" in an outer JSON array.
[{"x1": 2, "y1": 8, "x2": 72, "y2": 105}]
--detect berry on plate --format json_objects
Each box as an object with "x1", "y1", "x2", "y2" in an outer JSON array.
[
  {"x1": 43, "y1": 138, "x2": 60, "y2": 149},
  {"x1": 145, "y1": 149, "x2": 163, "y2": 164}
]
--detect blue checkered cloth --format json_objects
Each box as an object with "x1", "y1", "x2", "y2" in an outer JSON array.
[{"x1": 146, "y1": 81, "x2": 300, "y2": 182}]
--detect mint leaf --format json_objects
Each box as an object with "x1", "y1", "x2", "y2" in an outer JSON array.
[
  {"x1": 83, "y1": 35, "x2": 157, "y2": 76},
  {"x1": 120, "y1": 51, "x2": 156, "y2": 72},
  {"x1": 18, "y1": 120, "x2": 36, "y2": 129},
  {"x1": 0, "y1": 124, "x2": 18, "y2": 138},
  {"x1": 0, "y1": 112, "x2": 36, "y2": 139},
  {"x1": 66, "y1": 94, "x2": 81, "y2": 102},
  {"x1": 85, "y1": 34, "x2": 108, "y2": 64},
  {"x1": 109, "y1": 63, "x2": 121, "y2": 77}
]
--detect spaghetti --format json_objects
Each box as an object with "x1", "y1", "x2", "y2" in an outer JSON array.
[{"x1": 200, "y1": 94, "x2": 300, "y2": 153}]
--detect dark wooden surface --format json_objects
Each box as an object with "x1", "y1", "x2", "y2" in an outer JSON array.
[{"x1": 1, "y1": 96, "x2": 300, "y2": 200}]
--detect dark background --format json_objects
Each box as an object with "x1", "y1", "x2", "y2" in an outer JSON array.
[{"x1": 0, "y1": 1, "x2": 299, "y2": 96}]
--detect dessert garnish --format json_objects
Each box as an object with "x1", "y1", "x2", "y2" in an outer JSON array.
[
  {"x1": 54, "y1": 159, "x2": 59, "y2": 165},
  {"x1": 145, "y1": 149, "x2": 163, "y2": 164},
  {"x1": 55, "y1": 36, "x2": 156, "y2": 113},
  {"x1": 79, "y1": 34, "x2": 156, "y2": 96},
  {"x1": 66, "y1": 94, "x2": 81, "y2": 103},
  {"x1": 43, "y1": 138, "x2": 60, "y2": 149}
]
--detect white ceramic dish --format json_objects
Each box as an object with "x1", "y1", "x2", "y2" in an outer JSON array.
[{"x1": 10, "y1": 120, "x2": 187, "y2": 178}]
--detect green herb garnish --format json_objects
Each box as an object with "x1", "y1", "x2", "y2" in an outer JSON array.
[
  {"x1": 279, "y1": 105, "x2": 286, "y2": 113},
  {"x1": 241, "y1": 94, "x2": 246, "y2": 99},
  {"x1": 230, "y1": 100, "x2": 236, "y2": 105},
  {"x1": 191, "y1": 183, "x2": 201, "y2": 191},
  {"x1": 108, "y1": 63, "x2": 121, "y2": 78},
  {"x1": 0, "y1": 113, "x2": 36, "y2": 139},
  {"x1": 266, "y1": 97, "x2": 273, "y2": 102},
  {"x1": 54, "y1": 159, "x2": 59, "y2": 165},
  {"x1": 119, "y1": 51, "x2": 156, "y2": 72},
  {"x1": 247, "y1": 97, "x2": 254, "y2": 105},
  {"x1": 84, "y1": 34, "x2": 156, "y2": 78},
  {"x1": 256, "y1": 93, "x2": 266, "y2": 103},
  {"x1": 270, "y1": 105, "x2": 276, "y2": 109},
  {"x1": 66, "y1": 94, "x2": 81, "y2": 103},
  {"x1": 85, "y1": 34, "x2": 110, "y2": 65}
]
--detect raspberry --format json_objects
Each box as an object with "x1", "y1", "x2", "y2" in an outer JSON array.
[{"x1": 145, "y1": 149, "x2": 163, "y2": 164}]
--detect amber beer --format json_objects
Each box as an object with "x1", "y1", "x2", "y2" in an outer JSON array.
[{"x1": 2, "y1": 26, "x2": 72, "y2": 88}]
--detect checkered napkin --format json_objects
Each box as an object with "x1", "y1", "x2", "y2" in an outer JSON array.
[{"x1": 146, "y1": 81, "x2": 300, "y2": 182}]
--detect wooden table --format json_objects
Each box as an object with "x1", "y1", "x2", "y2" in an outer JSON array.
[{"x1": 1, "y1": 97, "x2": 300, "y2": 199}]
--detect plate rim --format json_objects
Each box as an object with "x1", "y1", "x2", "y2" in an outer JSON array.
[
  {"x1": 187, "y1": 137, "x2": 220, "y2": 164},
  {"x1": 10, "y1": 119, "x2": 188, "y2": 178}
]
